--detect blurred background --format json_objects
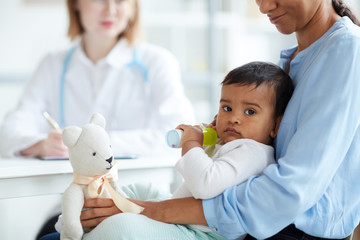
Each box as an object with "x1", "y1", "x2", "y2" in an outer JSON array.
[
  {"x1": 0, "y1": 0, "x2": 359, "y2": 239},
  {"x1": 1, "y1": 0, "x2": 358, "y2": 124}
]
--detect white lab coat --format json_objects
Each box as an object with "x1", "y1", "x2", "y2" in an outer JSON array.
[{"x1": 0, "y1": 39, "x2": 194, "y2": 157}]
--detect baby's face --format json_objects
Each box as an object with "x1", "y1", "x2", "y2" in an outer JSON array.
[{"x1": 216, "y1": 83, "x2": 278, "y2": 145}]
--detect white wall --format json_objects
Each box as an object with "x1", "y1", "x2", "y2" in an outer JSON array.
[
  {"x1": 0, "y1": 0, "x2": 70, "y2": 123},
  {"x1": 0, "y1": 1, "x2": 70, "y2": 75}
]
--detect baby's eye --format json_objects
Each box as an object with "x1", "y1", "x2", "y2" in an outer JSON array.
[
  {"x1": 93, "y1": 152, "x2": 96, "y2": 156},
  {"x1": 223, "y1": 106, "x2": 232, "y2": 112},
  {"x1": 245, "y1": 109, "x2": 256, "y2": 115}
]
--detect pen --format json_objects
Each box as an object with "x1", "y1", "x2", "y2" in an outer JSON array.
[{"x1": 43, "y1": 111, "x2": 61, "y2": 130}]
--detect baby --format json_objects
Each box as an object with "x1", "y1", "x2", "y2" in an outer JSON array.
[{"x1": 171, "y1": 61, "x2": 294, "y2": 239}]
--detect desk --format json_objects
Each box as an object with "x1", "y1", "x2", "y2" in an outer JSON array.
[
  {"x1": 0, "y1": 154, "x2": 182, "y2": 240},
  {"x1": 0, "y1": 155, "x2": 181, "y2": 199}
]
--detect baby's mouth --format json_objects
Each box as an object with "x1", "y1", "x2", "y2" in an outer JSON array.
[{"x1": 225, "y1": 127, "x2": 240, "y2": 135}]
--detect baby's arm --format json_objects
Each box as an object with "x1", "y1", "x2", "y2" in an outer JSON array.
[
  {"x1": 176, "y1": 124, "x2": 203, "y2": 156},
  {"x1": 176, "y1": 140, "x2": 274, "y2": 199}
]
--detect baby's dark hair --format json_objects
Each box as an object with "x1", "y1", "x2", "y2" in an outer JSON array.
[{"x1": 221, "y1": 61, "x2": 294, "y2": 118}]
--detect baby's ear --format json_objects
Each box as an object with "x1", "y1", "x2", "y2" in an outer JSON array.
[
  {"x1": 270, "y1": 115, "x2": 283, "y2": 139},
  {"x1": 90, "y1": 113, "x2": 106, "y2": 129},
  {"x1": 62, "y1": 126, "x2": 82, "y2": 148}
]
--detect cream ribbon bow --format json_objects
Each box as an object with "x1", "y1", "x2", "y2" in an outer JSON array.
[{"x1": 73, "y1": 161, "x2": 144, "y2": 214}]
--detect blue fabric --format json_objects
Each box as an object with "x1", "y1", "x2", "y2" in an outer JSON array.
[
  {"x1": 83, "y1": 213, "x2": 226, "y2": 240},
  {"x1": 39, "y1": 232, "x2": 60, "y2": 240},
  {"x1": 203, "y1": 17, "x2": 360, "y2": 239}
]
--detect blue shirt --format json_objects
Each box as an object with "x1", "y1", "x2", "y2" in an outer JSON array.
[{"x1": 203, "y1": 17, "x2": 360, "y2": 239}]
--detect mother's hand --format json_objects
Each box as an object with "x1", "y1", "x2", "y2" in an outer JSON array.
[
  {"x1": 132, "y1": 197, "x2": 206, "y2": 225},
  {"x1": 81, "y1": 197, "x2": 206, "y2": 229},
  {"x1": 81, "y1": 198, "x2": 121, "y2": 229}
]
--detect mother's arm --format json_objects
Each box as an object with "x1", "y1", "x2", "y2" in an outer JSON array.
[
  {"x1": 133, "y1": 197, "x2": 206, "y2": 225},
  {"x1": 80, "y1": 197, "x2": 206, "y2": 229}
]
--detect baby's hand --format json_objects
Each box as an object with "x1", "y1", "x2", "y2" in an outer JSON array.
[
  {"x1": 176, "y1": 124, "x2": 203, "y2": 156},
  {"x1": 207, "y1": 123, "x2": 216, "y2": 131},
  {"x1": 208, "y1": 114, "x2": 217, "y2": 130}
]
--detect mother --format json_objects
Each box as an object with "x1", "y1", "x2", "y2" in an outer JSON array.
[{"x1": 81, "y1": 0, "x2": 360, "y2": 239}]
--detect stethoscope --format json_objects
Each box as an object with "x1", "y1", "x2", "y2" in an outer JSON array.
[{"x1": 59, "y1": 45, "x2": 149, "y2": 128}]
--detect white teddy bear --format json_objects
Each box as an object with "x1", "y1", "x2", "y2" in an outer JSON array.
[{"x1": 60, "y1": 113, "x2": 144, "y2": 240}]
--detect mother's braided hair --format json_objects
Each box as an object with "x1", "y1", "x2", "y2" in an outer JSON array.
[{"x1": 332, "y1": 0, "x2": 360, "y2": 26}]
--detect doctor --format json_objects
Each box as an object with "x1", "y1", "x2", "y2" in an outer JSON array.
[{"x1": 0, "y1": 0, "x2": 194, "y2": 158}]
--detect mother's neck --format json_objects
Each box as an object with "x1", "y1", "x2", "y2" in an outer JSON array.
[
  {"x1": 81, "y1": 34, "x2": 119, "y2": 64},
  {"x1": 295, "y1": 3, "x2": 340, "y2": 53}
]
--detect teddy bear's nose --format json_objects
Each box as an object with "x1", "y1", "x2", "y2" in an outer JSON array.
[{"x1": 106, "y1": 156, "x2": 113, "y2": 164}]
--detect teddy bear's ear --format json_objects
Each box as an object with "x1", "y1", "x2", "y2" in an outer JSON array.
[
  {"x1": 62, "y1": 126, "x2": 82, "y2": 148},
  {"x1": 90, "y1": 113, "x2": 106, "y2": 129}
]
